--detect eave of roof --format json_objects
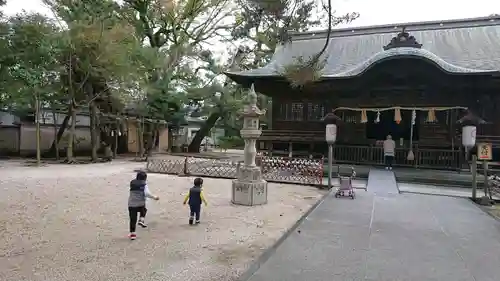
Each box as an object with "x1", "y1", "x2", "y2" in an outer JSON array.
[{"x1": 225, "y1": 16, "x2": 500, "y2": 83}]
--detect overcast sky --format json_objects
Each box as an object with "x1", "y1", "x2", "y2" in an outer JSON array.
[{"x1": 3, "y1": 0, "x2": 500, "y2": 27}]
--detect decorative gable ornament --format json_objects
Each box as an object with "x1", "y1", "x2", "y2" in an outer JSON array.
[{"x1": 383, "y1": 27, "x2": 423, "y2": 50}]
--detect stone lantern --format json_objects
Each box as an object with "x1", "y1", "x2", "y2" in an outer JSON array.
[
  {"x1": 231, "y1": 84, "x2": 268, "y2": 206},
  {"x1": 457, "y1": 110, "x2": 486, "y2": 202},
  {"x1": 322, "y1": 112, "x2": 341, "y2": 189}
]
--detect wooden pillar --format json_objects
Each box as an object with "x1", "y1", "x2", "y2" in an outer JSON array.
[
  {"x1": 309, "y1": 142, "x2": 314, "y2": 158},
  {"x1": 288, "y1": 142, "x2": 293, "y2": 158},
  {"x1": 449, "y1": 109, "x2": 457, "y2": 148},
  {"x1": 269, "y1": 141, "x2": 273, "y2": 156}
]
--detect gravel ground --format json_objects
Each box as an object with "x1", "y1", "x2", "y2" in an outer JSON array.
[{"x1": 0, "y1": 160, "x2": 324, "y2": 281}]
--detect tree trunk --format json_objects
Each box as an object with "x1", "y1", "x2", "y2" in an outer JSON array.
[
  {"x1": 188, "y1": 112, "x2": 221, "y2": 152},
  {"x1": 66, "y1": 105, "x2": 76, "y2": 163},
  {"x1": 35, "y1": 94, "x2": 41, "y2": 166},
  {"x1": 147, "y1": 124, "x2": 155, "y2": 155},
  {"x1": 46, "y1": 112, "x2": 70, "y2": 157},
  {"x1": 51, "y1": 109, "x2": 60, "y2": 160},
  {"x1": 138, "y1": 119, "x2": 144, "y2": 158},
  {"x1": 89, "y1": 101, "x2": 98, "y2": 162},
  {"x1": 145, "y1": 124, "x2": 156, "y2": 162},
  {"x1": 113, "y1": 118, "x2": 119, "y2": 158}
]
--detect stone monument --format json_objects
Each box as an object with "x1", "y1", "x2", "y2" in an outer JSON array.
[{"x1": 231, "y1": 84, "x2": 268, "y2": 206}]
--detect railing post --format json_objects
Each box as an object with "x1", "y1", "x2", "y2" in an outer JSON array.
[
  {"x1": 183, "y1": 156, "x2": 189, "y2": 175},
  {"x1": 320, "y1": 156, "x2": 325, "y2": 186},
  {"x1": 483, "y1": 160, "x2": 489, "y2": 198},
  {"x1": 472, "y1": 155, "x2": 477, "y2": 201},
  {"x1": 458, "y1": 145, "x2": 463, "y2": 171},
  {"x1": 327, "y1": 144, "x2": 333, "y2": 189},
  {"x1": 415, "y1": 145, "x2": 419, "y2": 168},
  {"x1": 256, "y1": 154, "x2": 262, "y2": 167}
]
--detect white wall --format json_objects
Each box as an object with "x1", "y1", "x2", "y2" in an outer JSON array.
[
  {"x1": 0, "y1": 111, "x2": 20, "y2": 126},
  {"x1": 175, "y1": 124, "x2": 225, "y2": 146},
  {"x1": 19, "y1": 125, "x2": 94, "y2": 153},
  {"x1": 0, "y1": 127, "x2": 19, "y2": 153},
  {"x1": 0, "y1": 110, "x2": 90, "y2": 126},
  {"x1": 39, "y1": 111, "x2": 90, "y2": 126}
]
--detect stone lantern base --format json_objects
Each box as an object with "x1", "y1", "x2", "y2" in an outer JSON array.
[{"x1": 231, "y1": 166, "x2": 268, "y2": 206}]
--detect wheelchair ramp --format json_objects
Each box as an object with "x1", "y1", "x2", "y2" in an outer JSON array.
[{"x1": 367, "y1": 169, "x2": 399, "y2": 196}]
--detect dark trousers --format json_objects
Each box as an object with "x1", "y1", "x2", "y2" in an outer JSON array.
[
  {"x1": 189, "y1": 204, "x2": 201, "y2": 221},
  {"x1": 128, "y1": 206, "x2": 147, "y2": 233},
  {"x1": 385, "y1": 155, "x2": 394, "y2": 168}
]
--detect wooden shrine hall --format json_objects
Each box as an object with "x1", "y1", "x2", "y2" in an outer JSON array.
[{"x1": 225, "y1": 16, "x2": 500, "y2": 170}]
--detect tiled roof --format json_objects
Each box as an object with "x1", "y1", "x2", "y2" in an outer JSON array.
[{"x1": 225, "y1": 16, "x2": 500, "y2": 81}]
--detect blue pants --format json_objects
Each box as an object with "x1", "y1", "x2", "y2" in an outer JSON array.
[{"x1": 189, "y1": 204, "x2": 201, "y2": 221}]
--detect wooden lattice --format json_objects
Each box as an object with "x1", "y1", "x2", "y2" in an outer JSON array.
[
  {"x1": 488, "y1": 176, "x2": 500, "y2": 199},
  {"x1": 147, "y1": 158, "x2": 185, "y2": 174},
  {"x1": 147, "y1": 156, "x2": 324, "y2": 186},
  {"x1": 186, "y1": 158, "x2": 239, "y2": 179},
  {"x1": 259, "y1": 156, "x2": 324, "y2": 185}
]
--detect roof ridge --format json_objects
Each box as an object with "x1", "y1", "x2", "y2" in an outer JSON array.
[{"x1": 291, "y1": 15, "x2": 500, "y2": 41}]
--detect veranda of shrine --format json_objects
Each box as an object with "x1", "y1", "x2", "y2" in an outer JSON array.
[{"x1": 226, "y1": 16, "x2": 500, "y2": 170}]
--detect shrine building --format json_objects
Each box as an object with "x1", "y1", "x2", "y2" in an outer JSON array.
[{"x1": 225, "y1": 16, "x2": 500, "y2": 169}]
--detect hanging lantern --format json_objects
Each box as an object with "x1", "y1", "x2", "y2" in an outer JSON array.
[
  {"x1": 360, "y1": 109, "x2": 368, "y2": 123},
  {"x1": 394, "y1": 107, "x2": 402, "y2": 124},
  {"x1": 427, "y1": 108, "x2": 437, "y2": 123},
  {"x1": 462, "y1": 125, "x2": 477, "y2": 149},
  {"x1": 325, "y1": 124, "x2": 337, "y2": 144},
  {"x1": 375, "y1": 111, "x2": 380, "y2": 123}
]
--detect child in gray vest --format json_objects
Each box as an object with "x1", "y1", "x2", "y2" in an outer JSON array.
[
  {"x1": 183, "y1": 177, "x2": 208, "y2": 225},
  {"x1": 128, "y1": 171, "x2": 159, "y2": 240}
]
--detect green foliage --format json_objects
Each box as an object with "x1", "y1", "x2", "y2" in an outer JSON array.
[
  {"x1": 280, "y1": 8, "x2": 359, "y2": 86},
  {"x1": 233, "y1": 0, "x2": 359, "y2": 86},
  {"x1": 41, "y1": 0, "x2": 156, "y2": 117},
  {"x1": 231, "y1": 0, "x2": 322, "y2": 68},
  {"x1": 1, "y1": 12, "x2": 62, "y2": 111},
  {"x1": 0, "y1": 0, "x2": 357, "y2": 154},
  {"x1": 281, "y1": 55, "x2": 327, "y2": 88}
]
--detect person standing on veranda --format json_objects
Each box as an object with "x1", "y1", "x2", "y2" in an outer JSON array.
[{"x1": 383, "y1": 135, "x2": 396, "y2": 170}]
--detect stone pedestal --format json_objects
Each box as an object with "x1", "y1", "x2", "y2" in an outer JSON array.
[{"x1": 232, "y1": 166, "x2": 268, "y2": 206}]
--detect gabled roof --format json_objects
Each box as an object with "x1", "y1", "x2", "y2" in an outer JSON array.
[{"x1": 226, "y1": 16, "x2": 500, "y2": 82}]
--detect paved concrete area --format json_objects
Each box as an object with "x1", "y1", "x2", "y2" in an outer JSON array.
[
  {"x1": 398, "y1": 182, "x2": 500, "y2": 200},
  {"x1": 367, "y1": 169, "x2": 399, "y2": 195},
  {"x1": 323, "y1": 164, "x2": 482, "y2": 187},
  {"x1": 244, "y1": 169, "x2": 500, "y2": 281}
]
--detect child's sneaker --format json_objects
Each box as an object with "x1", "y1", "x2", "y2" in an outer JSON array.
[
  {"x1": 128, "y1": 233, "x2": 137, "y2": 240},
  {"x1": 138, "y1": 218, "x2": 147, "y2": 228},
  {"x1": 195, "y1": 220, "x2": 200, "y2": 224},
  {"x1": 189, "y1": 217, "x2": 194, "y2": 225}
]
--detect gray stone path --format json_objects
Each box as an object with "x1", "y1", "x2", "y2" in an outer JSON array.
[
  {"x1": 367, "y1": 169, "x2": 399, "y2": 195},
  {"x1": 244, "y1": 169, "x2": 500, "y2": 281}
]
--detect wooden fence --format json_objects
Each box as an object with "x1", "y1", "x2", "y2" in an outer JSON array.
[
  {"x1": 147, "y1": 156, "x2": 324, "y2": 186},
  {"x1": 331, "y1": 145, "x2": 460, "y2": 170}
]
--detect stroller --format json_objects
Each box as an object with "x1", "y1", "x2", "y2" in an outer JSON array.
[{"x1": 334, "y1": 165, "x2": 356, "y2": 199}]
